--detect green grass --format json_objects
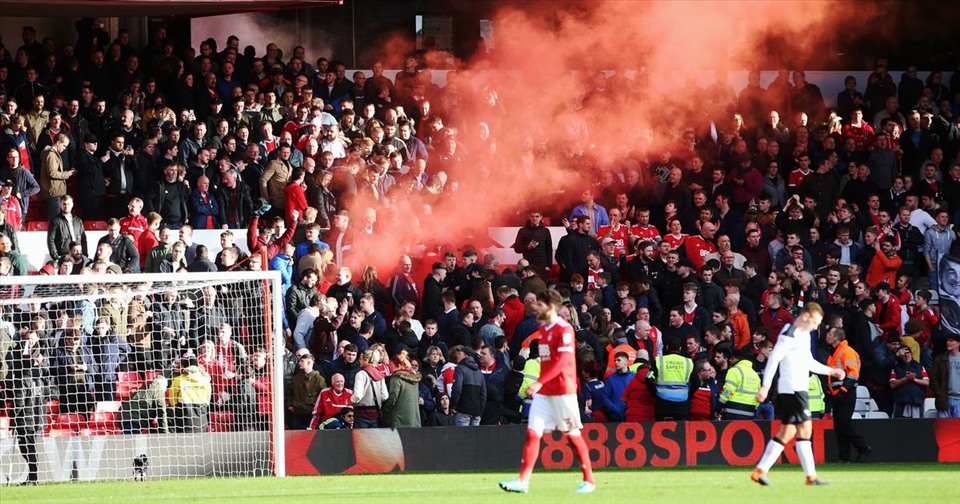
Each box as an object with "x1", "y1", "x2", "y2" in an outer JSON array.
[{"x1": 2, "y1": 464, "x2": 956, "y2": 503}]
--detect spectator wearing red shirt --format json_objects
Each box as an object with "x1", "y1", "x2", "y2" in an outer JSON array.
[
  {"x1": 787, "y1": 152, "x2": 813, "y2": 190},
  {"x1": 841, "y1": 108, "x2": 876, "y2": 151},
  {"x1": 311, "y1": 373, "x2": 354, "y2": 427},
  {"x1": 908, "y1": 290, "x2": 939, "y2": 346},
  {"x1": 0, "y1": 182, "x2": 23, "y2": 232},
  {"x1": 873, "y1": 282, "x2": 901, "y2": 335},
  {"x1": 136, "y1": 211, "x2": 162, "y2": 270},
  {"x1": 283, "y1": 168, "x2": 309, "y2": 222},
  {"x1": 759, "y1": 292, "x2": 794, "y2": 342},
  {"x1": 680, "y1": 220, "x2": 718, "y2": 272},
  {"x1": 119, "y1": 197, "x2": 148, "y2": 241}
]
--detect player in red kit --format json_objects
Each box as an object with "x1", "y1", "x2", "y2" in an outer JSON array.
[{"x1": 500, "y1": 289, "x2": 596, "y2": 494}]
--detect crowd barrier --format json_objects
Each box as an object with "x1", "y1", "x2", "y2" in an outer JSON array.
[
  {"x1": 286, "y1": 418, "x2": 960, "y2": 475},
  {"x1": 14, "y1": 226, "x2": 541, "y2": 272}
]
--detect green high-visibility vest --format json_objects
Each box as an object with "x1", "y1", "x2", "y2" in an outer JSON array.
[
  {"x1": 722, "y1": 360, "x2": 761, "y2": 407},
  {"x1": 808, "y1": 374, "x2": 825, "y2": 413}
]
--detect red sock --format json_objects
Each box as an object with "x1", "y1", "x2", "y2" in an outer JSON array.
[
  {"x1": 568, "y1": 433, "x2": 595, "y2": 484},
  {"x1": 518, "y1": 430, "x2": 542, "y2": 482}
]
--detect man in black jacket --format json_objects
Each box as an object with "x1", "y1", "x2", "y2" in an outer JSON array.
[
  {"x1": 75, "y1": 135, "x2": 106, "y2": 219},
  {"x1": 150, "y1": 162, "x2": 189, "y2": 229},
  {"x1": 47, "y1": 195, "x2": 87, "y2": 259},
  {"x1": 102, "y1": 133, "x2": 137, "y2": 217},
  {"x1": 421, "y1": 262, "x2": 446, "y2": 322},
  {"x1": 555, "y1": 215, "x2": 598, "y2": 282},
  {"x1": 215, "y1": 169, "x2": 253, "y2": 229},
  {"x1": 512, "y1": 210, "x2": 553, "y2": 275}
]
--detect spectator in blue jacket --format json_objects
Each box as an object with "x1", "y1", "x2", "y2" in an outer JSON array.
[
  {"x1": 602, "y1": 351, "x2": 635, "y2": 421},
  {"x1": 189, "y1": 176, "x2": 220, "y2": 229}
]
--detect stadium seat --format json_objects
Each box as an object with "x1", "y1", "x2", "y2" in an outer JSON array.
[
  {"x1": 84, "y1": 220, "x2": 109, "y2": 231},
  {"x1": 855, "y1": 398, "x2": 877, "y2": 413},
  {"x1": 923, "y1": 409, "x2": 938, "y2": 418},
  {"x1": 27, "y1": 221, "x2": 49, "y2": 231},
  {"x1": 855, "y1": 386, "x2": 870, "y2": 399},
  {"x1": 49, "y1": 413, "x2": 86, "y2": 436},
  {"x1": 919, "y1": 289, "x2": 939, "y2": 306},
  {"x1": 0, "y1": 415, "x2": 10, "y2": 439},
  {"x1": 116, "y1": 371, "x2": 142, "y2": 400},
  {"x1": 44, "y1": 399, "x2": 60, "y2": 432},
  {"x1": 209, "y1": 410, "x2": 235, "y2": 432},
  {"x1": 864, "y1": 411, "x2": 889, "y2": 419},
  {"x1": 923, "y1": 397, "x2": 936, "y2": 412},
  {"x1": 851, "y1": 412, "x2": 862, "y2": 420},
  {"x1": 89, "y1": 402, "x2": 122, "y2": 435}
]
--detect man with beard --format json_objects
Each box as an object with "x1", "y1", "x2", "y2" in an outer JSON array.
[{"x1": 512, "y1": 210, "x2": 553, "y2": 275}]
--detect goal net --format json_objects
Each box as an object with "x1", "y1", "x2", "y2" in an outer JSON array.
[{"x1": 0, "y1": 270, "x2": 285, "y2": 484}]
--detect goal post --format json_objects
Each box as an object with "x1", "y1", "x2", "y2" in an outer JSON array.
[{"x1": 0, "y1": 270, "x2": 285, "y2": 483}]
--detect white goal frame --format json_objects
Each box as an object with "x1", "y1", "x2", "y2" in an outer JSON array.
[{"x1": 0, "y1": 270, "x2": 286, "y2": 482}]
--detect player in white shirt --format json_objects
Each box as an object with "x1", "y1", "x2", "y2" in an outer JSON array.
[{"x1": 751, "y1": 302, "x2": 845, "y2": 486}]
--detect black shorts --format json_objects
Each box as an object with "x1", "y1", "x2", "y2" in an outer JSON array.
[{"x1": 777, "y1": 392, "x2": 811, "y2": 424}]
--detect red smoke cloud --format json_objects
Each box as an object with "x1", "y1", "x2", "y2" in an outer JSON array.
[{"x1": 348, "y1": 0, "x2": 884, "y2": 275}]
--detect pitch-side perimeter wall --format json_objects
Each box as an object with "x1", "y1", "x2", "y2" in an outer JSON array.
[{"x1": 286, "y1": 419, "x2": 960, "y2": 475}]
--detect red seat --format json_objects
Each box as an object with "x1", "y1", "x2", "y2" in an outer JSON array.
[
  {"x1": 83, "y1": 220, "x2": 108, "y2": 231},
  {"x1": 52, "y1": 412, "x2": 86, "y2": 434},
  {"x1": 89, "y1": 411, "x2": 120, "y2": 435},
  {"x1": 116, "y1": 372, "x2": 142, "y2": 400},
  {"x1": 208, "y1": 410, "x2": 235, "y2": 432},
  {"x1": 27, "y1": 221, "x2": 49, "y2": 231}
]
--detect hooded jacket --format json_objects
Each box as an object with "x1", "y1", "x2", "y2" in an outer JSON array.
[
  {"x1": 451, "y1": 355, "x2": 487, "y2": 417},
  {"x1": 381, "y1": 369, "x2": 423, "y2": 428},
  {"x1": 351, "y1": 364, "x2": 389, "y2": 417}
]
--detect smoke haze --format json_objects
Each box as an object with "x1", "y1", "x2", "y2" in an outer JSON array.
[{"x1": 349, "y1": 1, "x2": 890, "y2": 275}]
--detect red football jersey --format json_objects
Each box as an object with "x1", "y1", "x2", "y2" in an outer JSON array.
[
  {"x1": 683, "y1": 235, "x2": 717, "y2": 271},
  {"x1": 662, "y1": 233, "x2": 688, "y2": 250},
  {"x1": 537, "y1": 319, "x2": 578, "y2": 396},
  {"x1": 788, "y1": 168, "x2": 811, "y2": 189},
  {"x1": 633, "y1": 224, "x2": 661, "y2": 244},
  {"x1": 312, "y1": 387, "x2": 355, "y2": 424},
  {"x1": 597, "y1": 224, "x2": 631, "y2": 257}
]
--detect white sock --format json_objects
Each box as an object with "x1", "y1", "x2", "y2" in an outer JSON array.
[
  {"x1": 796, "y1": 439, "x2": 816, "y2": 478},
  {"x1": 757, "y1": 438, "x2": 785, "y2": 473}
]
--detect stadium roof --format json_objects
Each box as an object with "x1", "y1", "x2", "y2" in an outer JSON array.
[{"x1": 1, "y1": 0, "x2": 341, "y2": 17}]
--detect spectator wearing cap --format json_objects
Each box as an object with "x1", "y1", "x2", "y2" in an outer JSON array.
[
  {"x1": 75, "y1": 134, "x2": 107, "y2": 220},
  {"x1": 0, "y1": 148, "x2": 40, "y2": 226},
  {"x1": 889, "y1": 342, "x2": 928, "y2": 418}
]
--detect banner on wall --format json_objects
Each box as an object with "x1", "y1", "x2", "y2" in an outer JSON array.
[{"x1": 286, "y1": 419, "x2": 960, "y2": 475}]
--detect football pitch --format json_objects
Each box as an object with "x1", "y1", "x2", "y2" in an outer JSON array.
[{"x1": 2, "y1": 463, "x2": 955, "y2": 503}]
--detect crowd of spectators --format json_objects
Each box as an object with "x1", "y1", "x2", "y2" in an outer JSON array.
[{"x1": 1, "y1": 20, "x2": 960, "y2": 463}]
